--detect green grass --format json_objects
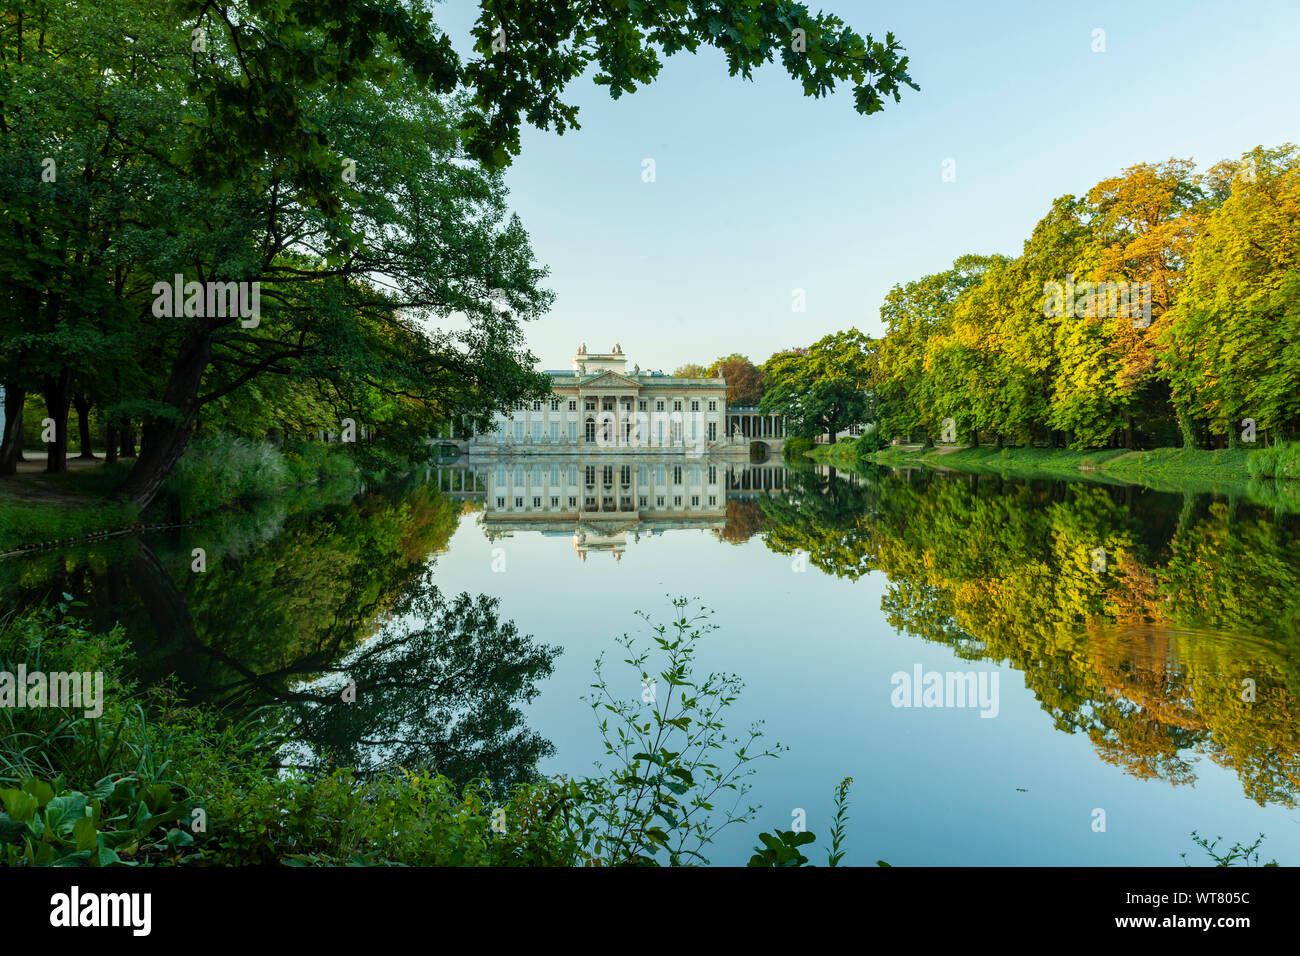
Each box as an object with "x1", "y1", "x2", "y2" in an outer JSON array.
[
  {"x1": 0, "y1": 495, "x2": 140, "y2": 553},
  {"x1": 808, "y1": 440, "x2": 1300, "y2": 509}
]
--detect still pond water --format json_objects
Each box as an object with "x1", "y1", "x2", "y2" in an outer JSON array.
[{"x1": 6, "y1": 457, "x2": 1300, "y2": 866}]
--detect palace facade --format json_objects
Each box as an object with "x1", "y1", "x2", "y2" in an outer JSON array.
[{"x1": 462, "y1": 345, "x2": 783, "y2": 455}]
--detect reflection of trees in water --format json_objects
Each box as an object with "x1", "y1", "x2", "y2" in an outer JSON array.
[
  {"x1": 0, "y1": 482, "x2": 559, "y2": 792},
  {"x1": 755, "y1": 465, "x2": 881, "y2": 580},
  {"x1": 756, "y1": 465, "x2": 1300, "y2": 806},
  {"x1": 717, "y1": 497, "x2": 767, "y2": 544},
  {"x1": 277, "y1": 568, "x2": 560, "y2": 791}
]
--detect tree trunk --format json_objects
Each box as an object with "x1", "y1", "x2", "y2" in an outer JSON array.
[
  {"x1": 105, "y1": 423, "x2": 119, "y2": 465},
  {"x1": 1176, "y1": 407, "x2": 1196, "y2": 449},
  {"x1": 0, "y1": 385, "x2": 26, "y2": 475},
  {"x1": 74, "y1": 391, "x2": 95, "y2": 459},
  {"x1": 42, "y1": 370, "x2": 72, "y2": 474},
  {"x1": 120, "y1": 421, "x2": 136, "y2": 458},
  {"x1": 119, "y1": 334, "x2": 212, "y2": 508}
]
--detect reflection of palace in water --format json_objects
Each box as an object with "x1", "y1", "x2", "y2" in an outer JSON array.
[{"x1": 428, "y1": 456, "x2": 789, "y2": 561}]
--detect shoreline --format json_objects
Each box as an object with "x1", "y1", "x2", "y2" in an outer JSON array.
[{"x1": 806, "y1": 442, "x2": 1300, "y2": 508}]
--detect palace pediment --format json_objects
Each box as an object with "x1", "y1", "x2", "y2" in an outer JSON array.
[{"x1": 575, "y1": 370, "x2": 641, "y2": 390}]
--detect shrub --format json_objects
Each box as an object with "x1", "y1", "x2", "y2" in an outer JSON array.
[
  {"x1": 783, "y1": 435, "x2": 815, "y2": 460},
  {"x1": 166, "y1": 435, "x2": 290, "y2": 516},
  {"x1": 854, "y1": 429, "x2": 887, "y2": 455},
  {"x1": 1247, "y1": 442, "x2": 1300, "y2": 480}
]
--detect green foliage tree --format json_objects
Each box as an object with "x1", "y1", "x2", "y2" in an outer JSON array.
[
  {"x1": 761, "y1": 330, "x2": 878, "y2": 440},
  {"x1": 1163, "y1": 145, "x2": 1300, "y2": 446}
]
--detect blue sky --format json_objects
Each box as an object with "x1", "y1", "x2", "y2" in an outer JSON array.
[{"x1": 436, "y1": 0, "x2": 1300, "y2": 372}]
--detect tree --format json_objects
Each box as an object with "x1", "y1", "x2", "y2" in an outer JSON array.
[
  {"x1": 0, "y1": 0, "x2": 163, "y2": 473},
  {"x1": 761, "y1": 330, "x2": 878, "y2": 440},
  {"x1": 709, "y1": 353, "x2": 765, "y2": 405},
  {"x1": 1163, "y1": 145, "x2": 1300, "y2": 446},
  {"x1": 873, "y1": 255, "x2": 1000, "y2": 444},
  {"x1": 1045, "y1": 159, "x2": 1206, "y2": 448},
  {"x1": 673, "y1": 363, "x2": 710, "y2": 378}
]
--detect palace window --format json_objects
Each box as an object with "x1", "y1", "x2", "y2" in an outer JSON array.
[
  {"x1": 515, "y1": 467, "x2": 524, "y2": 484},
  {"x1": 568, "y1": 466, "x2": 578, "y2": 484},
  {"x1": 550, "y1": 496, "x2": 559, "y2": 507},
  {"x1": 585, "y1": 465, "x2": 596, "y2": 486},
  {"x1": 656, "y1": 399, "x2": 665, "y2": 412},
  {"x1": 568, "y1": 400, "x2": 577, "y2": 411},
  {"x1": 638, "y1": 496, "x2": 648, "y2": 508},
  {"x1": 691, "y1": 495, "x2": 699, "y2": 507},
  {"x1": 620, "y1": 465, "x2": 631, "y2": 485},
  {"x1": 708, "y1": 466, "x2": 717, "y2": 483},
  {"x1": 707, "y1": 423, "x2": 716, "y2": 441},
  {"x1": 673, "y1": 400, "x2": 682, "y2": 412},
  {"x1": 673, "y1": 466, "x2": 682, "y2": 484},
  {"x1": 602, "y1": 397, "x2": 615, "y2": 411},
  {"x1": 514, "y1": 496, "x2": 523, "y2": 508},
  {"x1": 708, "y1": 400, "x2": 717, "y2": 411},
  {"x1": 568, "y1": 496, "x2": 577, "y2": 508},
  {"x1": 585, "y1": 418, "x2": 596, "y2": 442},
  {"x1": 513, "y1": 423, "x2": 524, "y2": 441},
  {"x1": 656, "y1": 496, "x2": 665, "y2": 508},
  {"x1": 602, "y1": 465, "x2": 614, "y2": 485},
  {"x1": 673, "y1": 495, "x2": 682, "y2": 507},
  {"x1": 550, "y1": 423, "x2": 560, "y2": 441},
  {"x1": 496, "y1": 497, "x2": 505, "y2": 509},
  {"x1": 551, "y1": 399, "x2": 560, "y2": 411},
  {"x1": 637, "y1": 399, "x2": 647, "y2": 411},
  {"x1": 708, "y1": 495, "x2": 717, "y2": 506},
  {"x1": 532, "y1": 496, "x2": 541, "y2": 508},
  {"x1": 568, "y1": 422, "x2": 578, "y2": 441},
  {"x1": 690, "y1": 400, "x2": 699, "y2": 412},
  {"x1": 585, "y1": 398, "x2": 597, "y2": 411},
  {"x1": 533, "y1": 401, "x2": 542, "y2": 411}
]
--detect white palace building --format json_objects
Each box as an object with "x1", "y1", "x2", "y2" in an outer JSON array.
[{"x1": 460, "y1": 344, "x2": 785, "y2": 456}]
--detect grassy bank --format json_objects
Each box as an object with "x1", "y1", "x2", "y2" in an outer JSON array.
[
  {"x1": 808, "y1": 440, "x2": 1300, "y2": 506},
  {"x1": 0, "y1": 464, "x2": 142, "y2": 553},
  {"x1": 0, "y1": 437, "x2": 365, "y2": 551}
]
